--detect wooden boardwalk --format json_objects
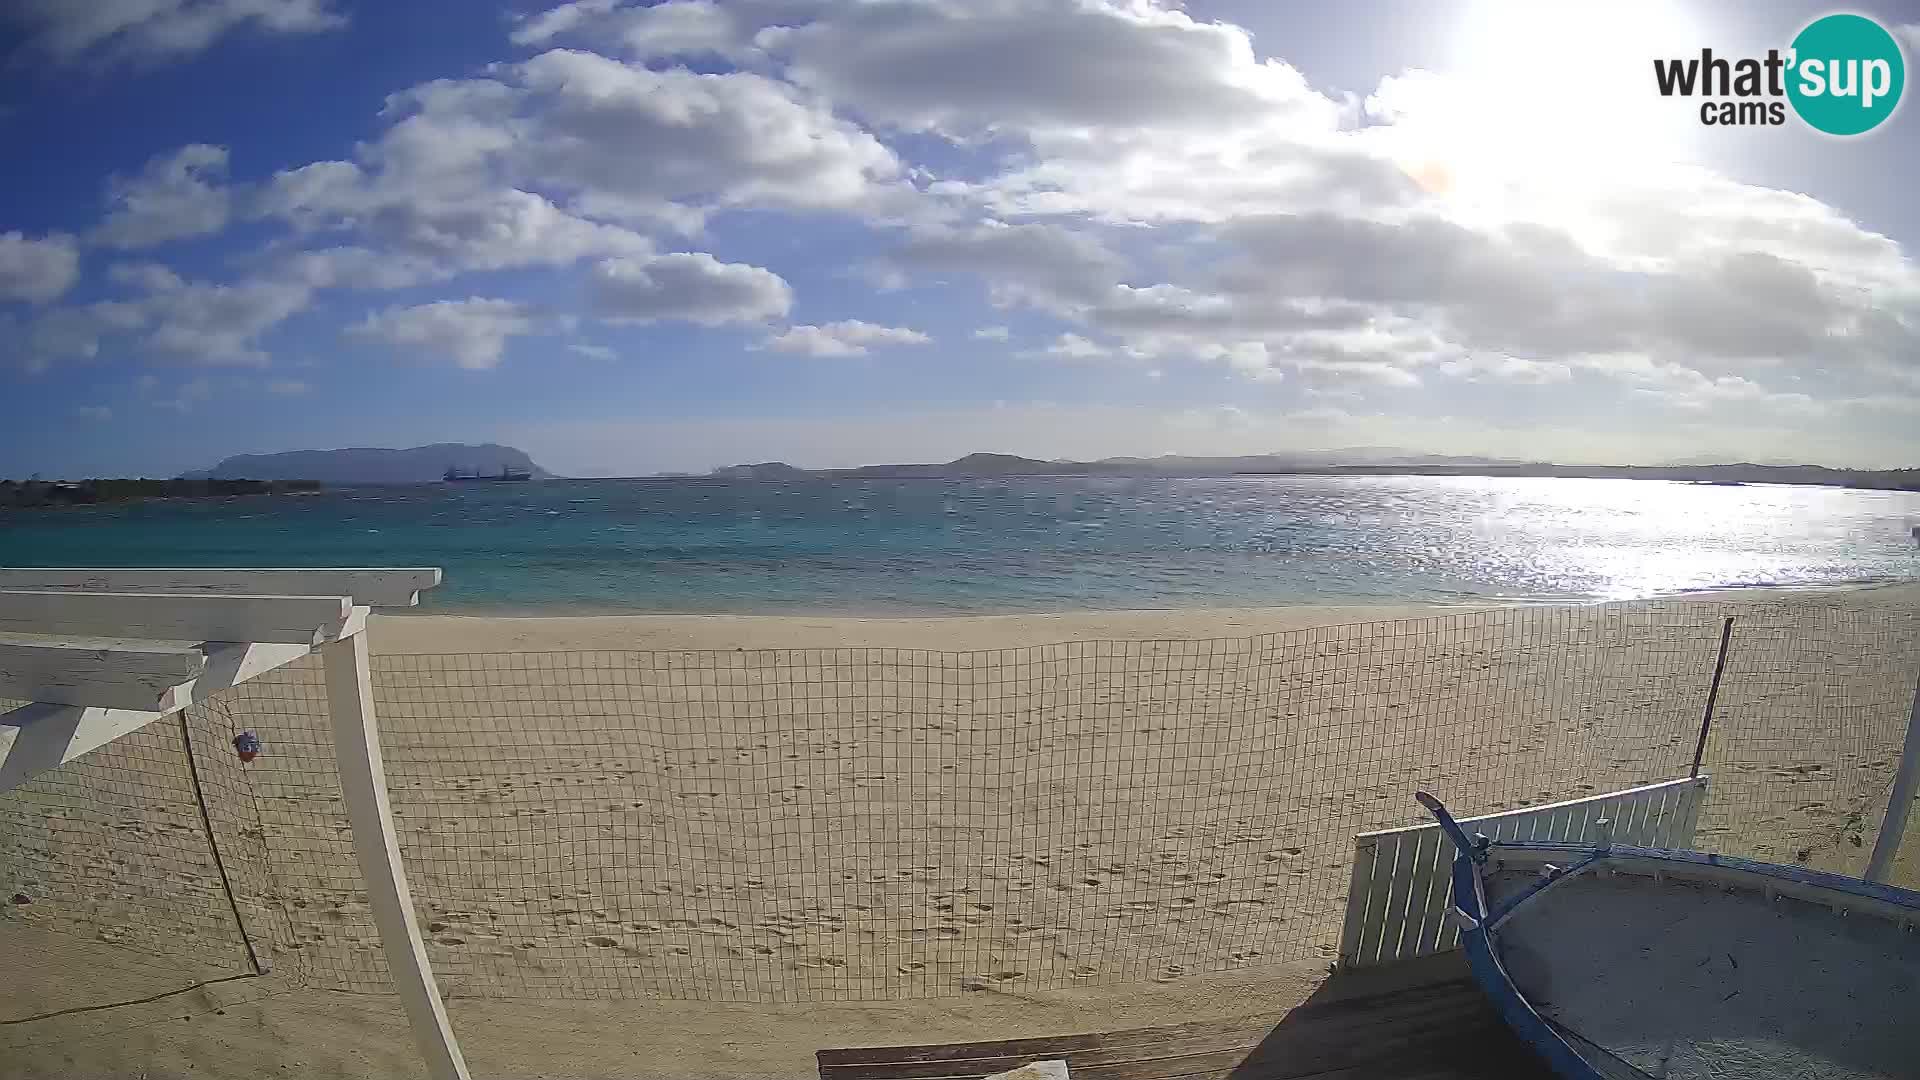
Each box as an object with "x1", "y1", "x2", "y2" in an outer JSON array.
[{"x1": 817, "y1": 968, "x2": 1552, "y2": 1080}]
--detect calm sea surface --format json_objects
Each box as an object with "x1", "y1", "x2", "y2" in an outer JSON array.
[{"x1": 3, "y1": 475, "x2": 1918, "y2": 614}]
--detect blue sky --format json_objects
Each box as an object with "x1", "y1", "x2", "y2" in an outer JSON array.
[{"x1": 4, "y1": 0, "x2": 1920, "y2": 478}]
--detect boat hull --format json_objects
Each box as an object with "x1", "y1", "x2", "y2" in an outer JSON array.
[{"x1": 1449, "y1": 843, "x2": 1920, "y2": 1079}]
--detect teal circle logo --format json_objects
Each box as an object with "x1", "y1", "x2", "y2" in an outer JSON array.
[{"x1": 1787, "y1": 13, "x2": 1905, "y2": 135}]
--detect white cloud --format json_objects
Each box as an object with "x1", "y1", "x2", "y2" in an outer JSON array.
[
  {"x1": 0, "y1": 231, "x2": 80, "y2": 304},
  {"x1": 348, "y1": 297, "x2": 538, "y2": 370},
  {"x1": 93, "y1": 144, "x2": 231, "y2": 249},
  {"x1": 972, "y1": 325, "x2": 1010, "y2": 341},
  {"x1": 143, "y1": 278, "x2": 312, "y2": 364},
  {"x1": 710, "y1": 3, "x2": 1916, "y2": 414},
  {"x1": 766, "y1": 0, "x2": 1329, "y2": 138},
  {"x1": 568, "y1": 343, "x2": 616, "y2": 361},
  {"x1": 590, "y1": 252, "x2": 791, "y2": 326},
  {"x1": 2, "y1": 0, "x2": 345, "y2": 66},
  {"x1": 108, "y1": 261, "x2": 185, "y2": 293},
  {"x1": 74, "y1": 405, "x2": 113, "y2": 421},
  {"x1": 512, "y1": 0, "x2": 748, "y2": 60},
  {"x1": 154, "y1": 376, "x2": 214, "y2": 413},
  {"x1": 258, "y1": 173, "x2": 651, "y2": 275},
  {"x1": 1437, "y1": 355, "x2": 1574, "y2": 385},
  {"x1": 257, "y1": 45, "x2": 904, "y2": 253},
  {"x1": 889, "y1": 222, "x2": 1126, "y2": 311},
  {"x1": 274, "y1": 246, "x2": 441, "y2": 291},
  {"x1": 3, "y1": 301, "x2": 148, "y2": 372},
  {"x1": 1021, "y1": 333, "x2": 1112, "y2": 360},
  {"x1": 266, "y1": 378, "x2": 309, "y2": 395},
  {"x1": 7, "y1": 267, "x2": 306, "y2": 369},
  {"x1": 765, "y1": 320, "x2": 930, "y2": 357}
]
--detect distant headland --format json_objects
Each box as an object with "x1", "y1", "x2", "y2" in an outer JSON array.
[
  {"x1": 703, "y1": 450, "x2": 1920, "y2": 491},
  {"x1": 1, "y1": 477, "x2": 322, "y2": 509},
  {"x1": 183, "y1": 443, "x2": 554, "y2": 485}
]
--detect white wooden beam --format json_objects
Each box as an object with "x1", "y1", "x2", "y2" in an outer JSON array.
[
  {"x1": 0, "y1": 568, "x2": 442, "y2": 608},
  {"x1": 1867, "y1": 671, "x2": 1920, "y2": 883},
  {"x1": 0, "y1": 591, "x2": 351, "y2": 645},
  {"x1": 0, "y1": 634, "x2": 334, "y2": 790},
  {"x1": 0, "y1": 702, "x2": 170, "y2": 791},
  {"x1": 321, "y1": 632, "x2": 469, "y2": 1080},
  {"x1": 0, "y1": 636, "x2": 207, "y2": 711}
]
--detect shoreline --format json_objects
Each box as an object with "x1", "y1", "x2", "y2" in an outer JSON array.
[{"x1": 368, "y1": 580, "x2": 1920, "y2": 654}]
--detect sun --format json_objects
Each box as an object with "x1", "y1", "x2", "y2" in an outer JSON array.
[{"x1": 1409, "y1": 1, "x2": 1707, "y2": 190}]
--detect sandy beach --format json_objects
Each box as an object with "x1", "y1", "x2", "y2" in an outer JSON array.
[{"x1": 5, "y1": 585, "x2": 1919, "y2": 1079}]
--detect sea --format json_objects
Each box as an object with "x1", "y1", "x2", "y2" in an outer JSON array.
[{"x1": 4, "y1": 475, "x2": 1918, "y2": 614}]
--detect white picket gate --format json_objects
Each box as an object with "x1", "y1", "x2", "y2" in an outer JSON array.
[{"x1": 1337, "y1": 775, "x2": 1711, "y2": 969}]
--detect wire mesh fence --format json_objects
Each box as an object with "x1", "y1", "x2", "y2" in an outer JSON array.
[
  {"x1": 0, "y1": 706, "x2": 270, "y2": 1022},
  {"x1": 2, "y1": 597, "x2": 1917, "y2": 1014}
]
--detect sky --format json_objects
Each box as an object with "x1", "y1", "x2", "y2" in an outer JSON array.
[{"x1": 3, "y1": 0, "x2": 1920, "y2": 478}]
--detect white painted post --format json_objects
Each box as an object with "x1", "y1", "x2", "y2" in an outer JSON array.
[
  {"x1": 1866, "y1": 671, "x2": 1920, "y2": 884},
  {"x1": 321, "y1": 631, "x2": 470, "y2": 1080}
]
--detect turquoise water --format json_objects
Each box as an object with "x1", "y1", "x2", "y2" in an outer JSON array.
[{"x1": 3, "y1": 475, "x2": 1917, "y2": 613}]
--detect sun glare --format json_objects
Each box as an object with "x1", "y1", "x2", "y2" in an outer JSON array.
[{"x1": 1402, "y1": 0, "x2": 1705, "y2": 209}]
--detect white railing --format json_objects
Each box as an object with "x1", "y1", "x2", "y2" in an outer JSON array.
[{"x1": 1337, "y1": 775, "x2": 1711, "y2": 969}]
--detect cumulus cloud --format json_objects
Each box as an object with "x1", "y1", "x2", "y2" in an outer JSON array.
[
  {"x1": 568, "y1": 343, "x2": 616, "y2": 361},
  {"x1": 0, "y1": 231, "x2": 80, "y2": 304},
  {"x1": 147, "y1": 280, "x2": 312, "y2": 365},
  {"x1": 889, "y1": 221, "x2": 1126, "y2": 312},
  {"x1": 766, "y1": 0, "x2": 1330, "y2": 137},
  {"x1": 154, "y1": 375, "x2": 214, "y2": 412},
  {"x1": 2, "y1": 0, "x2": 345, "y2": 67},
  {"x1": 765, "y1": 320, "x2": 930, "y2": 357},
  {"x1": 590, "y1": 252, "x2": 792, "y2": 326},
  {"x1": 1437, "y1": 355, "x2": 1574, "y2": 385},
  {"x1": 257, "y1": 45, "x2": 903, "y2": 253},
  {"x1": 93, "y1": 144, "x2": 232, "y2": 249},
  {"x1": 1021, "y1": 333, "x2": 1112, "y2": 361},
  {"x1": 266, "y1": 378, "x2": 309, "y2": 395},
  {"x1": 258, "y1": 171, "x2": 652, "y2": 274},
  {"x1": 8, "y1": 264, "x2": 309, "y2": 370},
  {"x1": 2, "y1": 301, "x2": 147, "y2": 372},
  {"x1": 512, "y1": 0, "x2": 755, "y2": 60},
  {"x1": 275, "y1": 246, "x2": 442, "y2": 291},
  {"x1": 74, "y1": 404, "x2": 113, "y2": 421},
  {"x1": 973, "y1": 325, "x2": 1010, "y2": 341},
  {"x1": 348, "y1": 298, "x2": 538, "y2": 370}
]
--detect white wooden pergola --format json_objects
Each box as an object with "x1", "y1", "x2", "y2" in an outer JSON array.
[{"x1": 0, "y1": 568, "x2": 469, "y2": 1080}]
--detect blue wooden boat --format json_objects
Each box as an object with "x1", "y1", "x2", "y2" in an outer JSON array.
[{"x1": 1417, "y1": 792, "x2": 1920, "y2": 1079}]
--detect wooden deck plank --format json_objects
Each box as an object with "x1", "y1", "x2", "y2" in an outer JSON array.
[
  {"x1": 818, "y1": 976, "x2": 1552, "y2": 1080},
  {"x1": 818, "y1": 980, "x2": 1477, "y2": 1065},
  {"x1": 816, "y1": 997, "x2": 1489, "y2": 1079}
]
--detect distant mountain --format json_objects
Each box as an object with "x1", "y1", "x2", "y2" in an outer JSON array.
[
  {"x1": 711, "y1": 462, "x2": 810, "y2": 480},
  {"x1": 839, "y1": 453, "x2": 1062, "y2": 477},
  {"x1": 184, "y1": 443, "x2": 554, "y2": 484},
  {"x1": 706, "y1": 451, "x2": 1919, "y2": 492},
  {"x1": 1089, "y1": 450, "x2": 1524, "y2": 472}
]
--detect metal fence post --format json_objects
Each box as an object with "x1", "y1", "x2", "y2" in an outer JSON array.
[
  {"x1": 1865, "y1": 670, "x2": 1920, "y2": 884},
  {"x1": 1690, "y1": 616, "x2": 1736, "y2": 779}
]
